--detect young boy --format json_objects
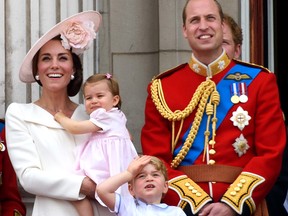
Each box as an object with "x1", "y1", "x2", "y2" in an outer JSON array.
[{"x1": 97, "y1": 155, "x2": 186, "y2": 216}]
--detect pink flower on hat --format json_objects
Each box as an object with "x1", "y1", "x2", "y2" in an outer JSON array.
[{"x1": 61, "y1": 21, "x2": 96, "y2": 55}]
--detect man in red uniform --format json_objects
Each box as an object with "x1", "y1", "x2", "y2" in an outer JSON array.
[
  {"x1": 0, "y1": 119, "x2": 26, "y2": 216},
  {"x1": 141, "y1": 0, "x2": 286, "y2": 215},
  {"x1": 222, "y1": 12, "x2": 288, "y2": 215}
]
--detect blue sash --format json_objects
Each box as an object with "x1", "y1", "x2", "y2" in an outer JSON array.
[
  {"x1": 174, "y1": 64, "x2": 261, "y2": 165},
  {"x1": 0, "y1": 121, "x2": 4, "y2": 133}
]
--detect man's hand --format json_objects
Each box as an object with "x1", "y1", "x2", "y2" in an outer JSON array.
[{"x1": 199, "y1": 202, "x2": 237, "y2": 216}]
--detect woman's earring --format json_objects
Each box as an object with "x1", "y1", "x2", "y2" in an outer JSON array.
[
  {"x1": 71, "y1": 74, "x2": 75, "y2": 80},
  {"x1": 35, "y1": 75, "x2": 40, "y2": 80}
]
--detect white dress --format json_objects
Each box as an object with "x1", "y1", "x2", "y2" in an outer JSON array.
[{"x1": 74, "y1": 107, "x2": 138, "y2": 202}]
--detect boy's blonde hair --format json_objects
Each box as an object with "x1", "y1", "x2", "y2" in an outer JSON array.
[
  {"x1": 129, "y1": 155, "x2": 168, "y2": 184},
  {"x1": 149, "y1": 156, "x2": 168, "y2": 181}
]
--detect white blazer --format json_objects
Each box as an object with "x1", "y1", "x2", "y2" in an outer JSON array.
[{"x1": 5, "y1": 103, "x2": 114, "y2": 216}]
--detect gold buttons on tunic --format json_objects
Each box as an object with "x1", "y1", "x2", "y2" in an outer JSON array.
[
  {"x1": 208, "y1": 159, "x2": 215, "y2": 165},
  {"x1": 234, "y1": 187, "x2": 240, "y2": 191},
  {"x1": 188, "y1": 186, "x2": 194, "y2": 190},
  {"x1": 0, "y1": 141, "x2": 5, "y2": 152},
  {"x1": 184, "y1": 181, "x2": 202, "y2": 197},
  {"x1": 229, "y1": 178, "x2": 247, "y2": 196},
  {"x1": 209, "y1": 149, "x2": 216, "y2": 155}
]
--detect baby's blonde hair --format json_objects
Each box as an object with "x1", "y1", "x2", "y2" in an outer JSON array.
[{"x1": 82, "y1": 73, "x2": 122, "y2": 108}]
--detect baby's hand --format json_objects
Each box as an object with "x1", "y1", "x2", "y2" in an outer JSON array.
[{"x1": 54, "y1": 110, "x2": 66, "y2": 122}]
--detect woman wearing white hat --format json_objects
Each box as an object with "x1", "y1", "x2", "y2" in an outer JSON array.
[{"x1": 5, "y1": 11, "x2": 114, "y2": 216}]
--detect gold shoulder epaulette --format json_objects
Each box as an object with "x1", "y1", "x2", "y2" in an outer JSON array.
[
  {"x1": 233, "y1": 59, "x2": 271, "y2": 73},
  {"x1": 151, "y1": 63, "x2": 188, "y2": 81}
]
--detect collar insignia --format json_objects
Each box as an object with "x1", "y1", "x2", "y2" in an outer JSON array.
[{"x1": 188, "y1": 50, "x2": 230, "y2": 78}]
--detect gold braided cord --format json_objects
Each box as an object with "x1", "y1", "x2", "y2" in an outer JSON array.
[
  {"x1": 171, "y1": 119, "x2": 184, "y2": 153},
  {"x1": 171, "y1": 84, "x2": 216, "y2": 168},
  {"x1": 151, "y1": 79, "x2": 213, "y2": 121},
  {"x1": 150, "y1": 78, "x2": 219, "y2": 168},
  {"x1": 202, "y1": 90, "x2": 220, "y2": 161},
  {"x1": 203, "y1": 103, "x2": 212, "y2": 161}
]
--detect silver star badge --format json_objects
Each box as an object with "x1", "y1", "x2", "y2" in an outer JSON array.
[
  {"x1": 232, "y1": 134, "x2": 249, "y2": 157},
  {"x1": 230, "y1": 106, "x2": 251, "y2": 130}
]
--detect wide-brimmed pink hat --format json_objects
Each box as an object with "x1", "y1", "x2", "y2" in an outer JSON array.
[{"x1": 19, "y1": 10, "x2": 102, "y2": 83}]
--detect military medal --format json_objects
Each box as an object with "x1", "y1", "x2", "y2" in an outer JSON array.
[
  {"x1": 230, "y1": 83, "x2": 239, "y2": 104},
  {"x1": 239, "y1": 94, "x2": 248, "y2": 103},
  {"x1": 239, "y1": 82, "x2": 248, "y2": 103},
  {"x1": 231, "y1": 95, "x2": 240, "y2": 104}
]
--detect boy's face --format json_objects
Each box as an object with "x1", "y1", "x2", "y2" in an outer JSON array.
[{"x1": 129, "y1": 163, "x2": 168, "y2": 204}]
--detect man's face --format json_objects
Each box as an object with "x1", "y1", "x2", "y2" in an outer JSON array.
[
  {"x1": 182, "y1": 0, "x2": 224, "y2": 57},
  {"x1": 222, "y1": 22, "x2": 241, "y2": 59}
]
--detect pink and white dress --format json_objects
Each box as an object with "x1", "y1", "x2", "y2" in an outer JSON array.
[{"x1": 74, "y1": 107, "x2": 138, "y2": 204}]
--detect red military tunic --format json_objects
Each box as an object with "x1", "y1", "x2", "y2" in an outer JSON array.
[
  {"x1": 0, "y1": 120, "x2": 26, "y2": 216},
  {"x1": 141, "y1": 53, "x2": 286, "y2": 215}
]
